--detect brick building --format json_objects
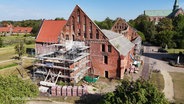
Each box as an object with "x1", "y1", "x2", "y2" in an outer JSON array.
[
  {"x1": 144, "y1": 0, "x2": 184, "y2": 23},
  {"x1": 60, "y1": 5, "x2": 135, "y2": 79},
  {"x1": 0, "y1": 24, "x2": 32, "y2": 36},
  {"x1": 111, "y1": 18, "x2": 142, "y2": 55},
  {"x1": 36, "y1": 20, "x2": 67, "y2": 55},
  {"x1": 35, "y1": 5, "x2": 137, "y2": 81}
]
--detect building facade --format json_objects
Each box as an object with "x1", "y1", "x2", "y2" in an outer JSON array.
[
  {"x1": 35, "y1": 5, "x2": 137, "y2": 82},
  {"x1": 144, "y1": 0, "x2": 184, "y2": 23},
  {"x1": 0, "y1": 24, "x2": 32, "y2": 36},
  {"x1": 60, "y1": 5, "x2": 135, "y2": 79},
  {"x1": 111, "y1": 18, "x2": 142, "y2": 55}
]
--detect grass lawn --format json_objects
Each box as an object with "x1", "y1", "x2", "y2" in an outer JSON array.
[
  {"x1": 0, "y1": 58, "x2": 34, "y2": 77},
  {"x1": 0, "y1": 44, "x2": 35, "y2": 61},
  {"x1": 167, "y1": 49, "x2": 184, "y2": 54},
  {"x1": 150, "y1": 72, "x2": 164, "y2": 91},
  {"x1": 170, "y1": 72, "x2": 184, "y2": 103}
]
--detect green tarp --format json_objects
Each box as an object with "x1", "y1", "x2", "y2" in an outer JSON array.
[{"x1": 84, "y1": 76, "x2": 99, "y2": 83}]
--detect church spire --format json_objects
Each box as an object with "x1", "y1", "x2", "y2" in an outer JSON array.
[{"x1": 173, "y1": 0, "x2": 179, "y2": 11}]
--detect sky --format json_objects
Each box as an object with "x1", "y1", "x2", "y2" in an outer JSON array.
[{"x1": 0, "y1": 0, "x2": 184, "y2": 21}]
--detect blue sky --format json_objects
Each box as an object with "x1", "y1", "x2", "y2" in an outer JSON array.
[{"x1": 0, "y1": 0, "x2": 184, "y2": 21}]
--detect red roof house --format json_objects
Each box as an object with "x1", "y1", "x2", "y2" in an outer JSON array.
[
  {"x1": 36, "y1": 20, "x2": 67, "y2": 43},
  {"x1": 12, "y1": 27, "x2": 32, "y2": 33}
]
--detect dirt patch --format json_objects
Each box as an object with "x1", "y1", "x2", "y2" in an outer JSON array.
[{"x1": 86, "y1": 77, "x2": 120, "y2": 94}]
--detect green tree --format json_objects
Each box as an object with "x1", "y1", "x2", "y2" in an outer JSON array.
[
  {"x1": 100, "y1": 79, "x2": 168, "y2": 104},
  {"x1": 0, "y1": 37, "x2": 3, "y2": 47},
  {"x1": 129, "y1": 15, "x2": 156, "y2": 43},
  {"x1": 0, "y1": 75, "x2": 39, "y2": 104},
  {"x1": 137, "y1": 31, "x2": 145, "y2": 42},
  {"x1": 156, "y1": 18, "x2": 173, "y2": 32},
  {"x1": 55, "y1": 17, "x2": 65, "y2": 20},
  {"x1": 156, "y1": 30, "x2": 176, "y2": 48},
  {"x1": 173, "y1": 14, "x2": 184, "y2": 48},
  {"x1": 94, "y1": 17, "x2": 115, "y2": 29},
  {"x1": 14, "y1": 40, "x2": 25, "y2": 59}
]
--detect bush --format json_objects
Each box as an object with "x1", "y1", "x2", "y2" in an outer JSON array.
[
  {"x1": 0, "y1": 75, "x2": 39, "y2": 104},
  {"x1": 0, "y1": 37, "x2": 3, "y2": 48}
]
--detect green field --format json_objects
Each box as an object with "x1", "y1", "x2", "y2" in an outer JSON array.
[
  {"x1": 170, "y1": 72, "x2": 184, "y2": 103},
  {"x1": 0, "y1": 44, "x2": 34, "y2": 61},
  {"x1": 150, "y1": 72, "x2": 164, "y2": 91},
  {"x1": 167, "y1": 49, "x2": 184, "y2": 54}
]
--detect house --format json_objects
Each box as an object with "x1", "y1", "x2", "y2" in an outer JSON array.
[
  {"x1": 35, "y1": 5, "x2": 138, "y2": 84},
  {"x1": 35, "y1": 20, "x2": 67, "y2": 55},
  {"x1": 59, "y1": 5, "x2": 135, "y2": 79},
  {"x1": 12, "y1": 26, "x2": 32, "y2": 34},
  {"x1": 111, "y1": 18, "x2": 142, "y2": 55},
  {"x1": 144, "y1": 0, "x2": 184, "y2": 23},
  {"x1": 0, "y1": 24, "x2": 32, "y2": 36}
]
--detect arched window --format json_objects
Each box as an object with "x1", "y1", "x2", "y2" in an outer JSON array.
[
  {"x1": 77, "y1": 9, "x2": 80, "y2": 23},
  {"x1": 90, "y1": 22, "x2": 92, "y2": 39},
  {"x1": 72, "y1": 16, "x2": 75, "y2": 31},
  {"x1": 96, "y1": 29, "x2": 99, "y2": 39}
]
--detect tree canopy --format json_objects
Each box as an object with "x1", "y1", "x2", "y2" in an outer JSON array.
[
  {"x1": 0, "y1": 19, "x2": 42, "y2": 35},
  {"x1": 0, "y1": 75, "x2": 39, "y2": 104},
  {"x1": 100, "y1": 79, "x2": 168, "y2": 104},
  {"x1": 14, "y1": 40, "x2": 25, "y2": 59},
  {"x1": 94, "y1": 17, "x2": 116, "y2": 30},
  {"x1": 129, "y1": 14, "x2": 184, "y2": 49}
]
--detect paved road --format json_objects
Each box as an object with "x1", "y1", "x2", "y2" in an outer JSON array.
[{"x1": 141, "y1": 46, "x2": 151, "y2": 80}]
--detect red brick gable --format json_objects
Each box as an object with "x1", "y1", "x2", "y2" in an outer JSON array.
[
  {"x1": 36, "y1": 20, "x2": 67, "y2": 43},
  {"x1": 62, "y1": 5, "x2": 108, "y2": 41},
  {"x1": 111, "y1": 17, "x2": 139, "y2": 41}
]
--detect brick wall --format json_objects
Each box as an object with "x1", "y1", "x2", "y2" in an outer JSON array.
[{"x1": 61, "y1": 5, "x2": 121, "y2": 79}]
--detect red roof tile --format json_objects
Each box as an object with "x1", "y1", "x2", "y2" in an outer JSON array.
[
  {"x1": 13, "y1": 27, "x2": 32, "y2": 33},
  {"x1": 0, "y1": 27, "x2": 11, "y2": 32},
  {"x1": 36, "y1": 20, "x2": 67, "y2": 43}
]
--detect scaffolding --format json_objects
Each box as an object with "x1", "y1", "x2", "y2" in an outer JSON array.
[{"x1": 34, "y1": 41, "x2": 90, "y2": 86}]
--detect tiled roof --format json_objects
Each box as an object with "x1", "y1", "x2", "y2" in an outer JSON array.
[
  {"x1": 102, "y1": 30, "x2": 134, "y2": 56},
  {"x1": 13, "y1": 27, "x2": 32, "y2": 33},
  {"x1": 0, "y1": 27, "x2": 10, "y2": 32},
  {"x1": 36, "y1": 20, "x2": 67, "y2": 43},
  {"x1": 144, "y1": 10, "x2": 172, "y2": 17}
]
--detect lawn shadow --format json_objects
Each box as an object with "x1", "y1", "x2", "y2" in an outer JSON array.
[{"x1": 75, "y1": 94, "x2": 102, "y2": 104}]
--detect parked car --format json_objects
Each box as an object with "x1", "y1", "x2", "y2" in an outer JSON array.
[{"x1": 158, "y1": 48, "x2": 168, "y2": 53}]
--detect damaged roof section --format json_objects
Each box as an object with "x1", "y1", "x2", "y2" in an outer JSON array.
[{"x1": 102, "y1": 30, "x2": 135, "y2": 56}]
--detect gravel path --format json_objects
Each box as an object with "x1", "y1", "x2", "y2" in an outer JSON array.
[
  {"x1": 160, "y1": 70, "x2": 174, "y2": 101},
  {"x1": 146, "y1": 46, "x2": 184, "y2": 102}
]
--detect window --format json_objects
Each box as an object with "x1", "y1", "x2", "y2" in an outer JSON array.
[
  {"x1": 90, "y1": 33, "x2": 93, "y2": 39},
  {"x1": 77, "y1": 9, "x2": 80, "y2": 23},
  {"x1": 108, "y1": 45, "x2": 111, "y2": 52},
  {"x1": 83, "y1": 24, "x2": 86, "y2": 32},
  {"x1": 102, "y1": 44, "x2": 105, "y2": 52},
  {"x1": 84, "y1": 33, "x2": 87, "y2": 38},
  {"x1": 89, "y1": 22, "x2": 92, "y2": 32},
  {"x1": 72, "y1": 16, "x2": 75, "y2": 31},
  {"x1": 104, "y1": 56, "x2": 108, "y2": 64},
  {"x1": 96, "y1": 29, "x2": 99, "y2": 39},
  {"x1": 66, "y1": 35, "x2": 69, "y2": 40},
  {"x1": 84, "y1": 15, "x2": 86, "y2": 32},
  {"x1": 78, "y1": 32, "x2": 81, "y2": 36}
]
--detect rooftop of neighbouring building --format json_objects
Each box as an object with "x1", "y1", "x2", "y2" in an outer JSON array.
[
  {"x1": 102, "y1": 30, "x2": 134, "y2": 56},
  {"x1": 36, "y1": 20, "x2": 67, "y2": 43},
  {"x1": 144, "y1": 10, "x2": 172, "y2": 17}
]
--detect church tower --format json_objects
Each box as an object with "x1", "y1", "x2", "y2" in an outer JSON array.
[{"x1": 173, "y1": 0, "x2": 179, "y2": 11}]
